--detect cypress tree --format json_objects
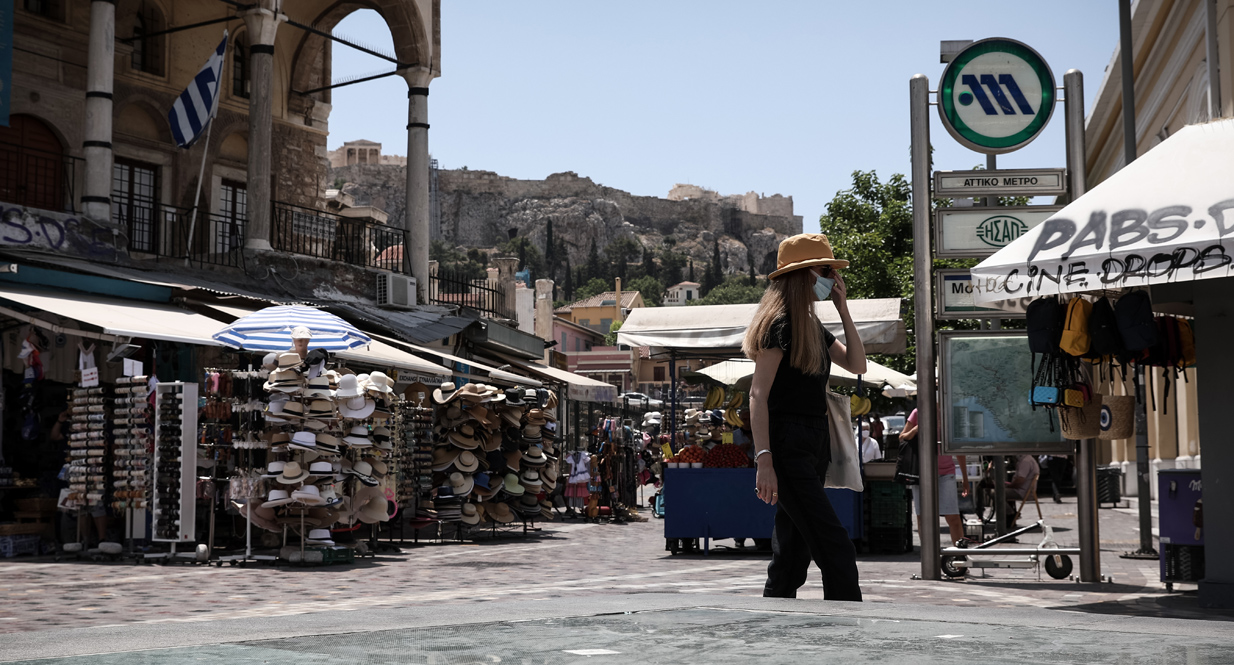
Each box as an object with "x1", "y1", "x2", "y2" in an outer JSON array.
[
  {"x1": 563, "y1": 257, "x2": 573, "y2": 300},
  {"x1": 545, "y1": 220, "x2": 556, "y2": 280}
]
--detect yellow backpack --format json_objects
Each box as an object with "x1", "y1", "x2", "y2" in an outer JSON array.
[{"x1": 1060, "y1": 297, "x2": 1092, "y2": 357}]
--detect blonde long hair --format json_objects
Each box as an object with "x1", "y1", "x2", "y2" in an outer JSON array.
[{"x1": 742, "y1": 268, "x2": 825, "y2": 375}]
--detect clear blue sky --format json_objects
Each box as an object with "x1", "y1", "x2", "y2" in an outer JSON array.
[{"x1": 326, "y1": 2, "x2": 1120, "y2": 233}]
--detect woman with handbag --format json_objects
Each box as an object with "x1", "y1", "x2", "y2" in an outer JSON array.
[{"x1": 743, "y1": 233, "x2": 866, "y2": 601}]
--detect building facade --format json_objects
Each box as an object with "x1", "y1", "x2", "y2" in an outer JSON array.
[{"x1": 662, "y1": 281, "x2": 700, "y2": 306}]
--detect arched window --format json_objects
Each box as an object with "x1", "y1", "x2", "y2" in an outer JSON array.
[
  {"x1": 0, "y1": 115, "x2": 68, "y2": 211},
  {"x1": 232, "y1": 33, "x2": 250, "y2": 99}
]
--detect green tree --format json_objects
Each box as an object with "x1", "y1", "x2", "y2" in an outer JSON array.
[
  {"x1": 497, "y1": 236, "x2": 545, "y2": 279},
  {"x1": 585, "y1": 238, "x2": 603, "y2": 282},
  {"x1": 574, "y1": 277, "x2": 609, "y2": 303},
  {"x1": 627, "y1": 274, "x2": 664, "y2": 307},
  {"x1": 605, "y1": 236, "x2": 640, "y2": 283},
  {"x1": 545, "y1": 220, "x2": 557, "y2": 280},
  {"x1": 640, "y1": 245, "x2": 658, "y2": 280},
  {"x1": 700, "y1": 239, "x2": 723, "y2": 295},
  {"x1": 690, "y1": 273, "x2": 765, "y2": 306},
  {"x1": 430, "y1": 240, "x2": 487, "y2": 286},
  {"x1": 818, "y1": 169, "x2": 982, "y2": 380},
  {"x1": 605, "y1": 320, "x2": 623, "y2": 346},
  {"x1": 660, "y1": 248, "x2": 686, "y2": 286},
  {"x1": 688, "y1": 259, "x2": 695, "y2": 282},
  {"x1": 562, "y1": 257, "x2": 574, "y2": 300}
]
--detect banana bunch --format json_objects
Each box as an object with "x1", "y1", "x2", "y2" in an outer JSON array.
[
  {"x1": 703, "y1": 386, "x2": 726, "y2": 409},
  {"x1": 849, "y1": 394, "x2": 873, "y2": 416},
  {"x1": 723, "y1": 392, "x2": 745, "y2": 427}
]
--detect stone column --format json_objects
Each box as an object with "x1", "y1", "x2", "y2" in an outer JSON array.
[
  {"x1": 81, "y1": 0, "x2": 116, "y2": 222},
  {"x1": 491, "y1": 257, "x2": 519, "y2": 321},
  {"x1": 241, "y1": 1, "x2": 285, "y2": 251},
  {"x1": 535, "y1": 278, "x2": 555, "y2": 362},
  {"x1": 403, "y1": 67, "x2": 433, "y2": 303}
]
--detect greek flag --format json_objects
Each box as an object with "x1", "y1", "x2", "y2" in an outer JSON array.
[{"x1": 168, "y1": 31, "x2": 228, "y2": 149}]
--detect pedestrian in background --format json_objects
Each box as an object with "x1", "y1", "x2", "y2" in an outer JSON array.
[
  {"x1": 900, "y1": 408, "x2": 971, "y2": 546},
  {"x1": 744, "y1": 233, "x2": 865, "y2": 602}
]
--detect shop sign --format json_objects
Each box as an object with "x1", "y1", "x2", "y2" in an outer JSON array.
[
  {"x1": 80, "y1": 366, "x2": 99, "y2": 387},
  {"x1": 934, "y1": 168, "x2": 1067, "y2": 198},
  {"x1": 935, "y1": 269, "x2": 1029, "y2": 319},
  {"x1": 935, "y1": 206, "x2": 1060, "y2": 258},
  {"x1": 938, "y1": 38, "x2": 1056, "y2": 154}
]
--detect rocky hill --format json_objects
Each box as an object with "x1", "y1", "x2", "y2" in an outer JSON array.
[{"x1": 327, "y1": 165, "x2": 803, "y2": 277}]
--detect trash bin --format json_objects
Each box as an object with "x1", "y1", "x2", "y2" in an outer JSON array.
[{"x1": 1096, "y1": 466, "x2": 1122, "y2": 507}]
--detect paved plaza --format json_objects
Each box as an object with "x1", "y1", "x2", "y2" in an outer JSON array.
[{"x1": 0, "y1": 495, "x2": 1231, "y2": 662}]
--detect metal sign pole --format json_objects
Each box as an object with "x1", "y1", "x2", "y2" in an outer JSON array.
[
  {"x1": 1065, "y1": 68, "x2": 1104, "y2": 581},
  {"x1": 910, "y1": 74, "x2": 940, "y2": 579}
]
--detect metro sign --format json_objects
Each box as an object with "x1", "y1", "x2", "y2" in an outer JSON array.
[{"x1": 939, "y1": 38, "x2": 1056, "y2": 154}]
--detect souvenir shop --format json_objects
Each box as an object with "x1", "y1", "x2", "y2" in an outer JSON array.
[
  {"x1": 968, "y1": 119, "x2": 1233, "y2": 605},
  {"x1": 0, "y1": 286, "x2": 587, "y2": 564}
]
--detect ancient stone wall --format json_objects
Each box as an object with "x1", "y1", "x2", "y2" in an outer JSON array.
[{"x1": 329, "y1": 165, "x2": 803, "y2": 276}]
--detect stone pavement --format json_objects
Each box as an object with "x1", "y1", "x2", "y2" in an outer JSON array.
[{"x1": 0, "y1": 491, "x2": 1227, "y2": 641}]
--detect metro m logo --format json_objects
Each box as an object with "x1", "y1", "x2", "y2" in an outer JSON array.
[{"x1": 960, "y1": 74, "x2": 1036, "y2": 116}]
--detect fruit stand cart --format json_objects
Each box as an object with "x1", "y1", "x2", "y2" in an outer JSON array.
[{"x1": 662, "y1": 467, "x2": 863, "y2": 555}]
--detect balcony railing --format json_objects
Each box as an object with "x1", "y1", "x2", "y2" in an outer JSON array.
[
  {"x1": 114, "y1": 200, "x2": 245, "y2": 269},
  {"x1": 0, "y1": 141, "x2": 82, "y2": 213},
  {"x1": 429, "y1": 266, "x2": 513, "y2": 320},
  {"x1": 271, "y1": 201, "x2": 405, "y2": 272}
]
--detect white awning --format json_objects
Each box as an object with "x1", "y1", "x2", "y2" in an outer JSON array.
[
  {"x1": 0, "y1": 285, "x2": 226, "y2": 346},
  {"x1": 488, "y1": 353, "x2": 619, "y2": 403},
  {"x1": 368, "y1": 334, "x2": 541, "y2": 388},
  {"x1": 685, "y1": 356, "x2": 916, "y2": 391},
  {"x1": 973, "y1": 119, "x2": 1234, "y2": 304},
  {"x1": 617, "y1": 298, "x2": 906, "y2": 354},
  {"x1": 205, "y1": 304, "x2": 450, "y2": 377}
]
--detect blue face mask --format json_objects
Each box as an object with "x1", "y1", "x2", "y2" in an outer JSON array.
[{"x1": 813, "y1": 273, "x2": 835, "y2": 301}]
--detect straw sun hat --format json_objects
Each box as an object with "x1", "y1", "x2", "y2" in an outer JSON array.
[{"x1": 768, "y1": 233, "x2": 849, "y2": 279}]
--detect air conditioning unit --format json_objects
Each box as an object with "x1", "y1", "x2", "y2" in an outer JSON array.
[{"x1": 376, "y1": 272, "x2": 417, "y2": 310}]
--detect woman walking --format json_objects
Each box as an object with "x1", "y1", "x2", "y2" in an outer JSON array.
[{"x1": 744, "y1": 233, "x2": 865, "y2": 601}]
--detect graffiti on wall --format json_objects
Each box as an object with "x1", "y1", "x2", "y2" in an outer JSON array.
[{"x1": 0, "y1": 206, "x2": 118, "y2": 259}]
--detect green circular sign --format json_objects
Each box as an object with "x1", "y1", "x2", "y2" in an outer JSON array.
[
  {"x1": 939, "y1": 38, "x2": 1056, "y2": 154},
  {"x1": 975, "y1": 214, "x2": 1029, "y2": 248}
]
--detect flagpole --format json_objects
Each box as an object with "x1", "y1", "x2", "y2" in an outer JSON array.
[{"x1": 183, "y1": 118, "x2": 214, "y2": 266}]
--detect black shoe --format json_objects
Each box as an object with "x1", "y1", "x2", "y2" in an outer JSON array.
[{"x1": 1053, "y1": 496, "x2": 1062, "y2": 504}]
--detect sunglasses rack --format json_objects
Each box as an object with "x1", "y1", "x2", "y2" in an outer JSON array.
[
  {"x1": 401, "y1": 403, "x2": 434, "y2": 521},
  {"x1": 112, "y1": 375, "x2": 152, "y2": 545},
  {"x1": 65, "y1": 384, "x2": 110, "y2": 541},
  {"x1": 150, "y1": 382, "x2": 199, "y2": 557}
]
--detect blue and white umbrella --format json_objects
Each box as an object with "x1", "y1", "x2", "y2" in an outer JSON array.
[{"x1": 213, "y1": 305, "x2": 371, "y2": 352}]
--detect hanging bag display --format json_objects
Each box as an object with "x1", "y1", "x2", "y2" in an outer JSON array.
[
  {"x1": 823, "y1": 390, "x2": 862, "y2": 491},
  {"x1": 1060, "y1": 297, "x2": 1093, "y2": 357},
  {"x1": 1097, "y1": 395, "x2": 1136, "y2": 440},
  {"x1": 1060, "y1": 393, "x2": 1102, "y2": 440},
  {"x1": 1114, "y1": 290, "x2": 1158, "y2": 351},
  {"x1": 894, "y1": 427, "x2": 920, "y2": 485}
]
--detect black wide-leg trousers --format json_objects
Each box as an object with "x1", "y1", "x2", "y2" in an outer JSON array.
[{"x1": 762, "y1": 416, "x2": 863, "y2": 601}]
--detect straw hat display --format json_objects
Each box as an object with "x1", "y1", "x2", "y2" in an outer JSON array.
[{"x1": 254, "y1": 344, "x2": 414, "y2": 551}]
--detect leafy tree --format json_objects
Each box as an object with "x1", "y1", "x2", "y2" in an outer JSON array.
[
  {"x1": 606, "y1": 236, "x2": 640, "y2": 283},
  {"x1": 627, "y1": 274, "x2": 664, "y2": 307},
  {"x1": 660, "y1": 248, "x2": 686, "y2": 286},
  {"x1": 430, "y1": 240, "x2": 487, "y2": 287},
  {"x1": 690, "y1": 273, "x2": 766, "y2": 306},
  {"x1": 818, "y1": 169, "x2": 986, "y2": 383},
  {"x1": 573, "y1": 277, "x2": 609, "y2": 303},
  {"x1": 605, "y1": 320, "x2": 623, "y2": 346},
  {"x1": 700, "y1": 239, "x2": 723, "y2": 295}
]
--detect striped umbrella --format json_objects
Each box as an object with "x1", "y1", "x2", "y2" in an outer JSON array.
[{"x1": 212, "y1": 305, "x2": 371, "y2": 352}]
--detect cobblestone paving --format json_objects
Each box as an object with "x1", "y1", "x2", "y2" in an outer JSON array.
[{"x1": 0, "y1": 495, "x2": 1227, "y2": 634}]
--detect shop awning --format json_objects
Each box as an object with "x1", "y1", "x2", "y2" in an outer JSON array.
[
  {"x1": 367, "y1": 333, "x2": 541, "y2": 388},
  {"x1": 972, "y1": 118, "x2": 1234, "y2": 304},
  {"x1": 205, "y1": 304, "x2": 450, "y2": 377},
  {"x1": 683, "y1": 357, "x2": 916, "y2": 391},
  {"x1": 0, "y1": 285, "x2": 227, "y2": 346},
  {"x1": 489, "y1": 353, "x2": 619, "y2": 403},
  {"x1": 616, "y1": 298, "x2": 906, "y2": 354}
]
